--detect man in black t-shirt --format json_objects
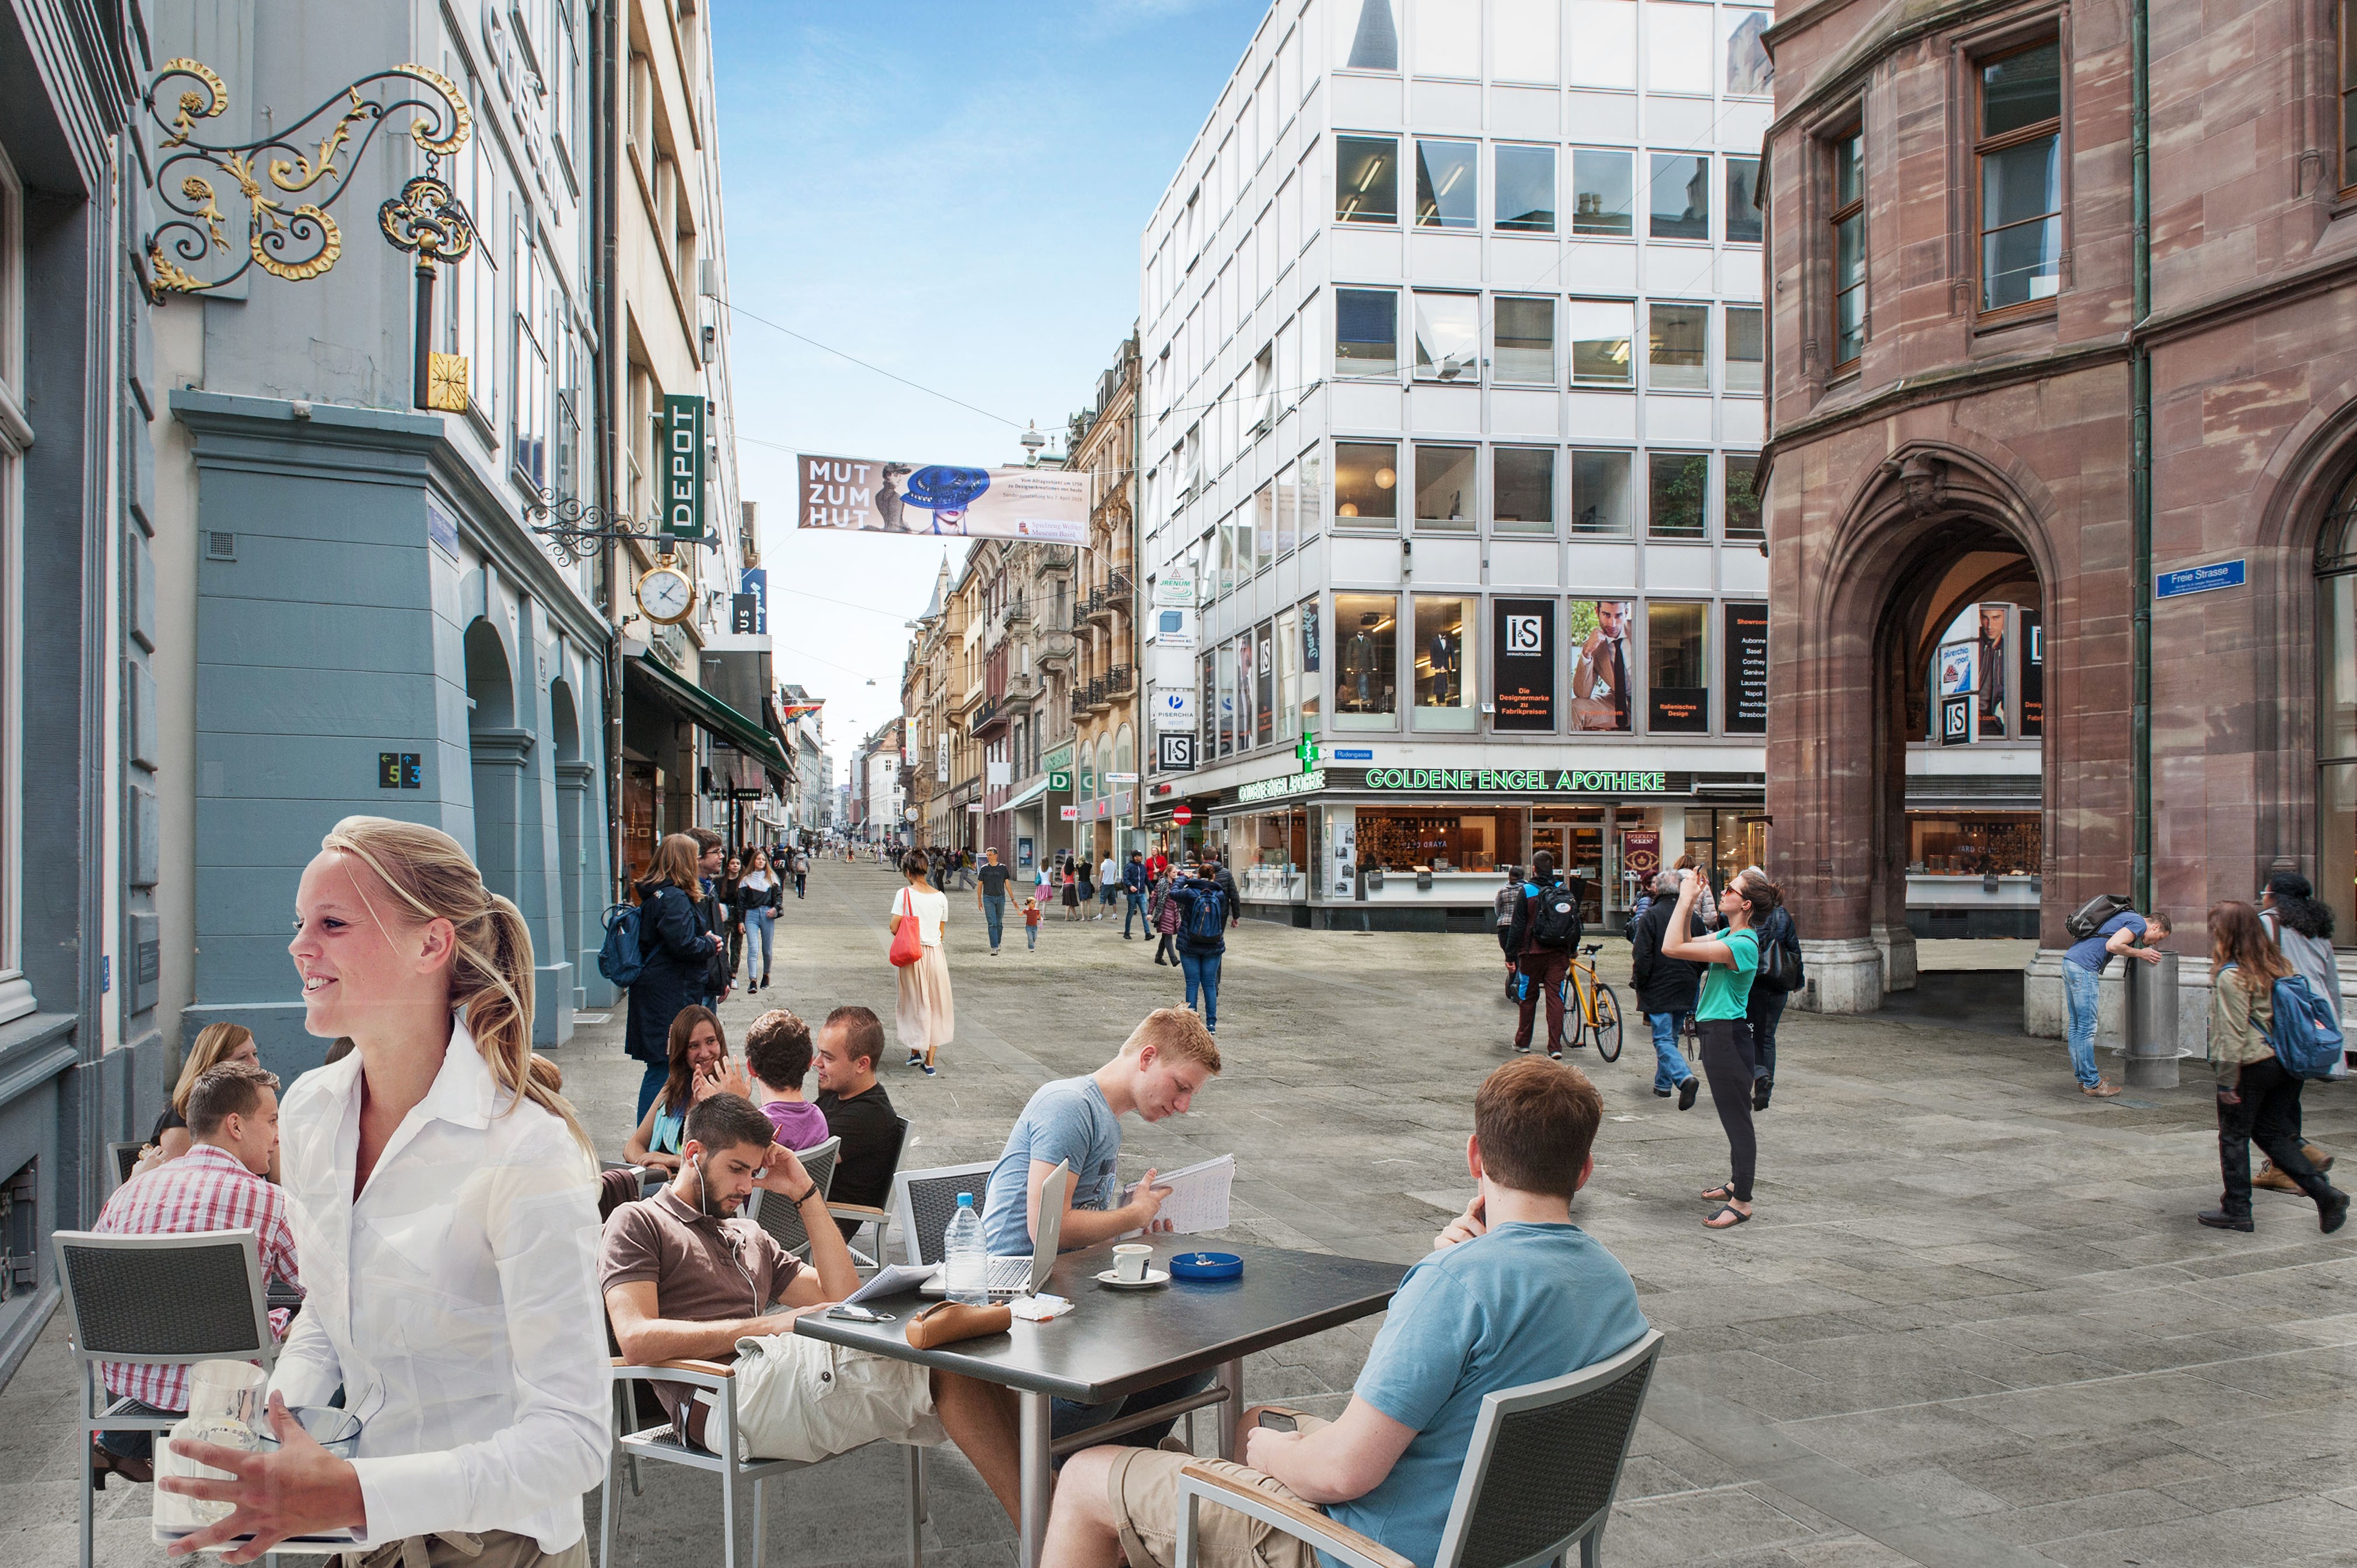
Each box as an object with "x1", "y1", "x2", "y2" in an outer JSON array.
[
  {"x1": 975, "y1": 846, "x2": 1014, "y2": 954},
  {"x1": 813, "y1": 1005, "x2": 901, "y2": 1241}
]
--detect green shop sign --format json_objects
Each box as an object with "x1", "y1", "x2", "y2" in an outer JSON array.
[
  {"x1": 1364, "y1": 767, "x2": 1672, "y2": 794},
  {"x1": 661, "y1": 393, "x2": 706, "y2": 538},
  {"x1": 1237, "y1": 769, "x2": 1326, "y2": 804}
]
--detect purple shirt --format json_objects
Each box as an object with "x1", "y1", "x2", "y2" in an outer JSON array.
[{"x1": 762, "y1": 1098, "x2": 832, "y2": 1150}]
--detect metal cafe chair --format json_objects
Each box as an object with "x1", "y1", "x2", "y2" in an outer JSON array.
[
  {"x1": 887, "y1": 1160, "x2": 997, "y2": 1267},
  {"x1": 829, "y1": 1115, "x2": 913, "y2": 1271},
  {"x1": 105, "y1": 1141, "x2": 146, "y2": 1197},
  {"x1": 601, "y1": 1346, "x2": 926, "y2": 1568},
  {"x1": 1175, "y1": 1330, "x2": 1665, "y2": 1568},
  {"x1": 53, "y1": 1227, "x2": 276, "y2": 1568},
  {"x1": 743, "y1": 1136, "x2": 840, "y2": 1259}
]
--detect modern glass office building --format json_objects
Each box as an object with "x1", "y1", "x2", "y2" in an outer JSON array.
[{"x1": 1137, "y1": 0, "x2": 1776, "y2": 928}]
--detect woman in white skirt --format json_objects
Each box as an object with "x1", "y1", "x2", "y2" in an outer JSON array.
[{"x1": 891, "y1": 850, "x2": 954, "y2": 1075}]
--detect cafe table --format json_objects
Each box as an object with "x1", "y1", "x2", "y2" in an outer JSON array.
[{"x1": 793, "y1": 1239, "x2": 1406, "y2": 1568}]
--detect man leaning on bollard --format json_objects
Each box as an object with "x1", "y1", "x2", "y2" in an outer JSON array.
[{"x1": 2062, "y1": 906, "x2": 2171, "y2": 1097}]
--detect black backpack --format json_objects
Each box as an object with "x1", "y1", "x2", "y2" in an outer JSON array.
[
  {"x1": 1528, "y1": 881, "x2": 1580, "y2": 951},
  {"x1": 2064, "y1": 893, "x2": 2134, "y2": 941},
  {"x1": 1754, "y1": 908, "x2": 1804, "y2": 994}
]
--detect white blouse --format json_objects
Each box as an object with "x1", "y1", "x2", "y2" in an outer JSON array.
[
  {"x1": 270, "y1": 1018, "x2": 607, "y2": 1552},
  {"x1": 895, "y1": 886, "x2": 950, "y2": 947}
]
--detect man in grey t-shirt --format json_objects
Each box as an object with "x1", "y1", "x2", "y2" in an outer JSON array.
[{"x1": 982, "y1": 1009, "x2": 1222, "y2": 1444}]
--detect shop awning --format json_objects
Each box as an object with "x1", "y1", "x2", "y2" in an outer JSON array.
[
  {"x1": 996, "y1": 776, "x2": 1053, "y2": 813},
  {"x1": 627, "y1": 653, "x2": 793, "y2": 777}
]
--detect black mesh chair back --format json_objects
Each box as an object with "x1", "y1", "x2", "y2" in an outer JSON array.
[
  {"x1": 52, "y1": 1229, "x2": 272, "y2": 1366},
  {"x1": 1434, "y1": 1330, "x2": 1664, "y2": 1568},
  {"x1": 892, "y1": 1162, "x2": 994, "y2": 1266},
  {"x1": 745, "y1": 1136, "x2": 840, "y2": 1256}
]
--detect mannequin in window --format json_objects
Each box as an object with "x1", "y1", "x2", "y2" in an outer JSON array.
[
  {"x1": 1572, "y1": 601, "x2": 1633, "y2": 732},
  {"x1": 1427, "y1": 623, "x2": 1459, "y2": 706},
  {"x1": 1343, "y1": 613, "x2": 1382, "y2": 710}
]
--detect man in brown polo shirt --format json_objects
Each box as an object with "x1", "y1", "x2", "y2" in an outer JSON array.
[{"x1": 600, "y1": 1093, "x2": 1021, "y2": 1521}]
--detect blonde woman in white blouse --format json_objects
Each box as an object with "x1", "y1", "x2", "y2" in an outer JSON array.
[
  {"x1": 890, "y1": 849, "x2": 955, "y2": 1076},
  {"x1": 161, "y1": 817, "x2": 605, "y2": 1566}
]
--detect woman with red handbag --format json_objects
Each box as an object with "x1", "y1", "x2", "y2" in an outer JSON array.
[{"x1": 889, "y1": 850, "x2": 954, "y2": 1076}]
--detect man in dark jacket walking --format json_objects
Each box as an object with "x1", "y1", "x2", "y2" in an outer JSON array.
[
  {"x1": 1204, "y1": 852, "x2": 1242, "y2": 926},
  {"x1": 1627, "y1": 869, "x2": 1701, "y2": 1107},
  {"x1": 1504, "y1": 851, "x2": 1578, "y2": 1058},
  {"x1": 1122, "y1": 852, "x2": 1149, "y2": 939}
]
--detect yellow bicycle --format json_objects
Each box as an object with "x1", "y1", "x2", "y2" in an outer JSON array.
[{"x1": 1557, "y1": 943, "x2": 1624, "y2": 1061}]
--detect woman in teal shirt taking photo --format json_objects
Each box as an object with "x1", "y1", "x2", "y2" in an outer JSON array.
[{"x1": 1662, "y1": 868, "x2": 1784, "y2": 1230}]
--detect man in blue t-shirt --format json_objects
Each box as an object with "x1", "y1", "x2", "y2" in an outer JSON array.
[
  {"x1": 2061, "y1": 908, "x2": 2170, "y2": 1097},
  {"x1": 1042, "y1": 1057, "x2": 1648, "y2": 1568},
  {"x1": 983, "y1": 1009, "x2": 1223, "y2": 1447}
]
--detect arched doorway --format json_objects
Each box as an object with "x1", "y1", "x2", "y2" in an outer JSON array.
[
  {"x1": 550, "y1": 678, "x2": 585, "y2": 990},
  {"x1": 465, "y1": 618, "x2": 528, "y2": 905},
  {"x1": 1772, "y1": 447, "x2": 2060, "y2": 1011}
]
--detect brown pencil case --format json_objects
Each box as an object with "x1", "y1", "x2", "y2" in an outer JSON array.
[{"x1": 905, "y1": 1301, "x2": 1012, "y2": 1349}]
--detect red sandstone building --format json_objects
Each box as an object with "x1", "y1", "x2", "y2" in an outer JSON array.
[{"x1": 1760, "y1": 1, "x2": 2357, "y2": 1024}]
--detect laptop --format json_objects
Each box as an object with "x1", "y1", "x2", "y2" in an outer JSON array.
[{"x1": 922, "y1": 1160, "x2": 1073, "y2": 1297}]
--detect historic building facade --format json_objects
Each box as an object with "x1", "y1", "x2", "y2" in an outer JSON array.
[
  {"x1": 1761, "y1": 0, "x2": 2357, "y2": 1029},
  {"x1": 1070, "y1": 335, "x2": 1143, "y2": 865}
]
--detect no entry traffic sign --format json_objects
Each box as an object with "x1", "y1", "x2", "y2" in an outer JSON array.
[{"x1": 1172, "y1": 805, "x2": 1193, "y2": 825}]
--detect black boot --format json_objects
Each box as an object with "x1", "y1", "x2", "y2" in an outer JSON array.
[
  {"x1": 2300, "y1": 1173, "x2": 2350, "y2": 1234},
  {"x1": 2197, "y1": 1208, "x2": 2255, "y2": 1232}
]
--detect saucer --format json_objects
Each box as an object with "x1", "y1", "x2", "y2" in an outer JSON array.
[{"x1": 1094, "y1": 1268, "x2": 1171, "y2": 1289}]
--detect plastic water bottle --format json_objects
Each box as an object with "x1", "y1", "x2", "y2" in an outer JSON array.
[{"x1": 943, "y1": 1192, "x2": 989, "y2": 1304}]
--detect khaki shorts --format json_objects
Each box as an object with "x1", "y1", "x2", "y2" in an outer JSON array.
[
  {"x1": 1106, "y1": 1416, "x2": 1332, "y2": 1568},
  {"x1": 719, "y1": 1332, "x2": 947, "y2": 1463}
]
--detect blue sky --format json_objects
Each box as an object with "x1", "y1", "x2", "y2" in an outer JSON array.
[{"x1": 715, "y1": 0, "x2": 1266, "y2": 757}]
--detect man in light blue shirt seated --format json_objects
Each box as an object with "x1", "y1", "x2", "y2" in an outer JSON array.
[
  {"x1": 1041, "y1": 1057, "x2": 1647, "y2": 1568},
  {"x1": 983, "y1": 1008, "x2": 1223, "y2": 1446}
]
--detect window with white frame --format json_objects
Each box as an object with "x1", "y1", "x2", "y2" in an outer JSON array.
[
  {"x1": 1412, "y1": 0, "x2": 1479, "y2": 77},
  {"x1": 1336, "y1": 287, "x2": 1399, "y2": 376},
  {"x1": 1493, "y1": 297, "x2": 1556, "y2": 383},
  {"x1": 1569, "y1": 0, "x2": 1638, "y2": 88},
  {"x1": 1410, "y1": 292, "x2": 1479, "y2": 380},
  {"x1": 1335, "y1": 0, "x2": 1400, "y2": 71},
  {"x1": 512, "y1": 226, "x2": 550, "y2": 490},
  {"x1": 1646, "y1": 2, "x2": 1711, "y2": 93},
  {"x1": 1492, "y1": 0, "x2": 1560, "y2": 83}
]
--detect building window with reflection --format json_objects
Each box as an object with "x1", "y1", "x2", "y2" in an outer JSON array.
[{"x1": 1976, "y1": 40, "x2": 2063, "y2": 315}]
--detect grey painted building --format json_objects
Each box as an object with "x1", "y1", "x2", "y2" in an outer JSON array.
[{"x1": 0, "y1": 0, "x2": 155, "y2": 1387}]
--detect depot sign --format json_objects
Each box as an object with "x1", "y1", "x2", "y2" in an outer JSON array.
[{"x1": 1364, "y1": 768, "x2": 1673, "y2": 794}]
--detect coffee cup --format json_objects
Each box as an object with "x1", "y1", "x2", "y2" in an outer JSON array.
[{"x1": 1113, "y1": 1243, "x2": 1154, "y2": 1283}]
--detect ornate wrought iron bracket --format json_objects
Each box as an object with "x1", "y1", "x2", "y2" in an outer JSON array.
[
  {"x1": 140, "y1": 59, "x2": 478, "y2": 411},
  {"x1": 525, "y1": 492, "x2": 722, "y2": 567}
]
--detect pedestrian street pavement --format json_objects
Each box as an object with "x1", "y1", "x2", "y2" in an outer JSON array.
[{"x1": 4, "y1": 858, "x2": 2352, "y2": 1566}]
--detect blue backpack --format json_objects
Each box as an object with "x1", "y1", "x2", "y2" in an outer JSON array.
[
  {"x1": 597, "y1": 902, "x2": 646, "y2": 988},
  {"x1": 1183, "y1": 884, "x2": 1227, "y2": 947},
  {"x1": 2263, "y1": 973, "x2": 2345, "y2": 1079}
]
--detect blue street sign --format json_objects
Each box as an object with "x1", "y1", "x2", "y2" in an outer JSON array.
[
  {"x1": 1333, "y1": 748, "x2": 1374, "y2": 761},
  {"x1": 2156, "y1": 559, "x2": 2245, "y2": 599}
]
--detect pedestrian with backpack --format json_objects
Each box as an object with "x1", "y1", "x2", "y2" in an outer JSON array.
[
  {"x1": 623, "y1": 833, "x2": 727, "y2": 1121},
  {"x1": 2060, "y1": 897, "x2": 2169, "y2": 1097},
  {"x1": 2200, "y1": 901, "x2": 2349, "y2": 1233},
  {"x1": 793, "y1": 847, "x2": 810, "y2": 899},
  {"x1": 1746, "y1": 872, "x2": 1803, "y2": 1110},
  {"x1": 2256, "y1": 873, "x2": 2341, "y2": 1190},
  {"x1": 1627, "y1": 870, "x2": 1701, "y2": 1107},
  {"x1": 1504, "y1": 851, "x2": 1581, "y2": 1058},
  {"x1": 1494, "y1": 865, "x2": 1522, "y2": 998},
  {"x1": 1168, "y1": 868, "x2": 1229, "y2": 1033}
]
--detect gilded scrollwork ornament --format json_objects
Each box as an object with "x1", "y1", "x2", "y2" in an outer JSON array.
[{"x1": 138, "y1": 59, "x2": 475, "y2": 299}]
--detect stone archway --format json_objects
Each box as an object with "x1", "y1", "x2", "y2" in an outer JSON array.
[
  {"x1": 1772, "y1": 443, "x2": 2067, "y2": 1012},
  {"x1": 465, "y1": 617, "x2": 530, "y2": 904}
]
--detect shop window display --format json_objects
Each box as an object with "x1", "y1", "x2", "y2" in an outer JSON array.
[
  {"x1": 1356, "y1": 810, "x2": 1524, "y2": 874},
  {"x1": 1413, "y1": 595, "x2": 1477, "y2": 731},
  {"x1": 1647, "y1": 602, "x2": 1709, "y2": 734},
  {"x1": 1236, "y1": 808, "x2": 1309, "y2": 900},
  {"x1": 1336, "y1": 592, "x2": 1399, "y2": 728},
  {"x1": 1908, "y1": 815, "x2": 2043, "y2": 875}
]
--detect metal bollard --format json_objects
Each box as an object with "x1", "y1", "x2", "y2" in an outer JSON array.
[{"x1": 2124, "y1": 949, "x2": 2180, "y2": 1088}]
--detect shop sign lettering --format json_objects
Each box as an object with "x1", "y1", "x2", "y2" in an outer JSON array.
[
  {"x1": 1237, "y1": 769, "x2": 1326, "y2": 804},
  {"x1": 1364, "y1": 768, "x2": 1670, "y2": 794}
]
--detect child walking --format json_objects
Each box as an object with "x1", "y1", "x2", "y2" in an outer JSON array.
[{"x1": 1023, "y1": 896, "x2": 1042, "y2": 950}]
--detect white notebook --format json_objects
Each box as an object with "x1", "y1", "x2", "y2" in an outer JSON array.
[{"x1": 1120, "y1": 1153, "x2": 1235, "y2": 1236}]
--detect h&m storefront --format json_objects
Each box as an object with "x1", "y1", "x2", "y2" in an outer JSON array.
[{"x1": 1188, "y1": 764, "x2": 1766, "y2": 931}]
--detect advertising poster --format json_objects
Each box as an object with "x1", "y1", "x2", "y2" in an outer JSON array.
[
  {"x1": 1725, "y1": 602, "x2": 1767, "y2": 735},
  {"x1": 1977, "y1": 604, "x2": 2008, "y2": 730},
  {"x1": 1941, "y1": 695, "x2": 1971, "y2": 746},
  {"x1": 1623, "y1": 829, "x2": 1662, "y2": 881},
  {"x1": 1567, "y1": 599, "x2": 1635, "y2": 732},
  {"x1": 1491, "y1": 597, "x2": 1557, "y2": 732},
  {"x1": 2021, "y1": 611, "x2": 2044, "y2": 736},
  {"x1": 733, "y1": 567, "x2": 769, "y2": 635},
  {"x1": 1936, "y1": 640, "x2": 1977, "y2": 697},
  {"x1": 798, "y1": 454, "x2": 1089, "y2": 542}
]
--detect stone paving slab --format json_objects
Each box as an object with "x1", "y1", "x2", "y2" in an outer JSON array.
[{"x1": 3, "y1": 860, "x2": 2352, "y2": 1566}]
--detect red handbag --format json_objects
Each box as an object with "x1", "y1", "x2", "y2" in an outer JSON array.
[{"x1": 889, "y1": 891, "x2": 924, "y2": 967}]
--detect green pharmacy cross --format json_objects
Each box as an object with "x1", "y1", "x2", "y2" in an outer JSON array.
[{"x1": 1295, "y1": 732, "x2": 1321, "y2": 775}]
